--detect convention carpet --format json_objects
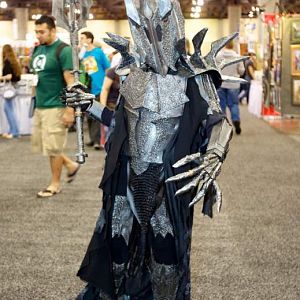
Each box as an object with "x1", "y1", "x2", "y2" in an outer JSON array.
[{"x1": 0, "y1": 106, "x2": 299, "y2": 299}]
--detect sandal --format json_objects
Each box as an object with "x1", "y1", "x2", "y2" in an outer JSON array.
[
  {"x1": 37, "y1": 189, "x2": 61, "y2": 198},
  {"x1": 65, "y1": 164, "x2": 81, "y2": 183},
  {"x1": 2, "y1": 133, "x2": 13, "y2": 139}
]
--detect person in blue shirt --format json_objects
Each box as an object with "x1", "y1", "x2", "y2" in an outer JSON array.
[{"x1": 80, "y1": 31, "x2": 110, "y2": 149}]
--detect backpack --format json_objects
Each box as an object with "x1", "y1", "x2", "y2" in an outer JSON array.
[{"x1": 55, "y1": 41, "x2": 69, "y2": 64}]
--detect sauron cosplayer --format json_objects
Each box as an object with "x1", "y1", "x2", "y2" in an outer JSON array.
[{"x1": 65, "y1": 0, "x2": 246, "y2": 299}]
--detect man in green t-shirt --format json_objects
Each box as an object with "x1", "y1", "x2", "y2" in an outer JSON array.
[{"x1": 30, "y1": 15, "x2": 80, "y2": 198}]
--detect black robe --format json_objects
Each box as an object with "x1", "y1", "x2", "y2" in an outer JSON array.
[{"x1": 76, "y1": 77, "x2": 224, "y2": 300}]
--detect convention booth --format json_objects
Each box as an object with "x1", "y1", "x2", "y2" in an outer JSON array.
[{"x1": 258, "y1": 13, "x2": 300, "y2": 118}]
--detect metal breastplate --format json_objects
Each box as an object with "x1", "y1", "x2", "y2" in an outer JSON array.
[{"x1": 120, "y1": 69, "x2": 189, "y2": 175}]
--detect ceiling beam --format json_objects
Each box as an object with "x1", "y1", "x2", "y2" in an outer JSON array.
[{"x1": 0, "y1": 0, "x2": 264, "y2": 21}]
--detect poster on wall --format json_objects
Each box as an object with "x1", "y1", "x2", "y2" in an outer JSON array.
[
  {"x1": 291, "y1": 45, "x2": 300, "y2": 75},
  {"x1": 292, "y1": 78, "x2": 300, "y2": 105},
  {"x1": 291, "y1": 20, "x2": 300, "y2": 43},
  {"x1": 275, "y1": 61, "x2": 281, "y2": 86}
]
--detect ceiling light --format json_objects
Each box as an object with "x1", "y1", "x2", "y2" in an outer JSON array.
[
  {"x1": 191, "y1": 6, "x2": 201, "y2": 13},
  {"x1": 32, "y1": 14, "x2": 42, "y2": 20},
  {"x1": 0, "y1": 1, "x2": 7, "y2": 9},
  {"x1": 192, "y1": 0, "x2": 204, "y2": 6},
  {"x1": 190, "y1": 12, "x2": 200, "y2": 18}
]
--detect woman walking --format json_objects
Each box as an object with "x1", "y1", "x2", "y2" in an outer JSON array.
[{"x1": 1, "y1": 44, "x2": 21, "y2": 139}]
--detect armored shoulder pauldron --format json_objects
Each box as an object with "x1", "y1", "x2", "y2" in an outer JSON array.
[{"x1": 104, "y1": 28, "x2": 247, "y2": 115}]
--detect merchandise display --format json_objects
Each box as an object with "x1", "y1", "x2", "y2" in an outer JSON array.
[
  {"x1": 262, "y1": 14, "x2": 282, "y2": 115},
  {"x1": 289, "y1": 18, "x2": 300, "y2": 107},
  {"x1": 264, "y1": 14, "x2": 300, "y2": 116}
]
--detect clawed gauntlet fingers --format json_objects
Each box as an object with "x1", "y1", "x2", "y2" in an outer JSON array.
[
  {"x1": 62, "y1": 88, "x2": 95, "y2": 110},
  {"x1": 166, "y1": 151, "x2": 223, "y2": 207},
  {"x1": 189, "y1": 163, "x2": 222, "y2": 207},
  {"x1": 172, "y1": 152, "x2": 217, "y2": 168},
  {"x1": 213, "y1": 181, "x2": 222, "y2": 212},
  {"x1": 172, "y1": 153, "x2": 201, "y2": 168},
  {"x1": 67, "y1": 82, "x2": 89, "y2": 93},
  {"x1": 167, "y1": 155, "x2": 219, "y2": 183},
  {"x1": 166, "y1": 165, "x2": 204, "y2": 182},
  {"x1": 189, "y1": 176, "x2": 214, "y2": 207},
  {"x1": 174, "y1": 174, "x2": 202, "y2": 196}
]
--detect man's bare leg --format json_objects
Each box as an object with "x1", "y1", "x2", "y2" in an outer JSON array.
[
  {"x1": 61, "y1": 154, "x2": 79, "y2": 174},
  {"x1": 48, "y1": 155, "x2": 64, "y2": 191},
  {"x1": 37, "y1": 154, "x2": 79, "y2": 196}
]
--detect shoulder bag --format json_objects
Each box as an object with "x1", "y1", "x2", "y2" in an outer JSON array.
[{"x1": 3, "y1": 80, "x2": 17, "y2": 100}]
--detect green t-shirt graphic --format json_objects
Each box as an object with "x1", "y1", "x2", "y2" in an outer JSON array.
[{"x1": 30, "y1": 39, "x2": 73, "y2": 109}]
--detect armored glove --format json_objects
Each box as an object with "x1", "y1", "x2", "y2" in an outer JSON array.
[
  {"x1": 61, "y1": 83, "x2": 95, "y2": 111},
  {"x1": 166, "y1": 118, "x2": 232, "y2": 211},
  {"x1": 166, "y1": 151, "x2": 222, "y2": 208}
]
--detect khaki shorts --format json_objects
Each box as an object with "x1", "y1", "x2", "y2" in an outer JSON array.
[{"x1": 31, "y1": 108, "x2": 68, "y2": 156}]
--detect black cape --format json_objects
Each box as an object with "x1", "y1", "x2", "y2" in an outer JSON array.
[{"x1": 77, "y1": 77, "x2": 224, "y2": 299}]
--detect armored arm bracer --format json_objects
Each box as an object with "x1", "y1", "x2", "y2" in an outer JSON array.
[
  {"x1": 86, "y1": 101, "x2": 114, "y2": 127},
  {"x1": 206, "y1": 118, "x2": 233, "y2": 161}
]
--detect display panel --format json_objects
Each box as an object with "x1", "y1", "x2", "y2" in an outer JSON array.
[
  {"x1": 292, "y1": 77, "x2": 300, "y2": 105},
  {"x1": 291, "y1": 20, "x2": 300, "y2": 43},
  {"x1": 290, "y1": 45, "x2": 300, "y2": 76}
]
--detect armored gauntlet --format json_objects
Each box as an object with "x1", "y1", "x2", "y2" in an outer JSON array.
[{"x1": 166, "y1": 118, "x2": 232, "y2": 210}]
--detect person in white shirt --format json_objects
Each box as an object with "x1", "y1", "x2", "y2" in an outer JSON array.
[{"x1": 217, "y1": 40, "x2": 245, "y2": 135}]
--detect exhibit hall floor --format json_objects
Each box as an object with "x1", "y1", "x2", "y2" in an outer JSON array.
[{"x1": 0, "y1": 106, "x2": 299, "y2": 300}]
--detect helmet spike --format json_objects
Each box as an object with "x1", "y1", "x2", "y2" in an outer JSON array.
[
  {"x1": 207, "y1": 32, "x2": 239, "y2": 58},
  {"x1": 103, "y1": 32, "x2": 135, "y2": 71},
  {"x1": 190, "y1": 28, "x2": 209, "y2": 68},
  {"x1": 158, "y1": 0, "x2": 172, "y2": 18},
  {"x1": 221, "y1": 75, "x2": 248, "y2": 84},
  {"x1": 192, "y1": 28, "x2": 208, "y2": 55},
  {"x1": 219, "y1": 56, "x2": 249, "y2": 70},
  {"x1": 124, "y1": 0, "x2": 141, "y2": 25},
  {"x1": 204, "y1": 32, "x2": 239, "y2": 68},
  {"x1": 104, "y1": 32, "x2": 130, "y2": 52}
]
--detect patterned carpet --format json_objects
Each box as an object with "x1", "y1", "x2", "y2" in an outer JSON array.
[{"x1": 0, "y1": 106, "x2": 299, "y2": 299}]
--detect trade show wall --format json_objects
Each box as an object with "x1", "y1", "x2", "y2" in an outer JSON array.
[
  {"x1": 0, "y1": 17, "x2": 261, "y2": 135},
  {"x1": 0, "y1": 18, "x2": 240, "y2": 54}
]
